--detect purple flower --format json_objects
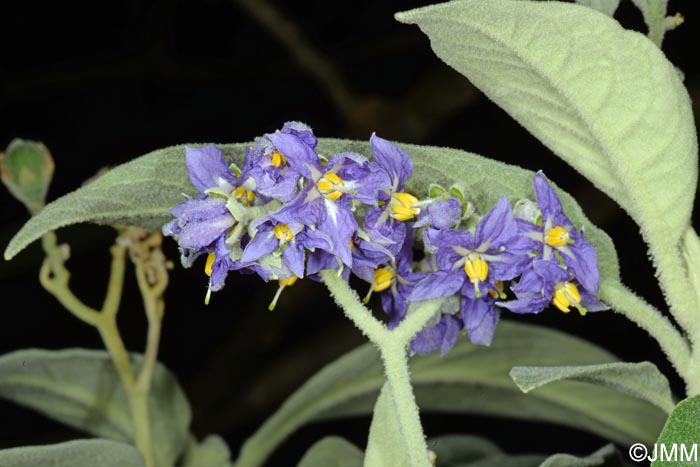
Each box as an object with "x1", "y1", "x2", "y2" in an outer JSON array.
[
  {"x1": 498, "y1": 261, "x2": 607, "y2": 315},
  {"x1": 518, "y1": 172, "x2": 599, "y2": 294},
  {"x1": 414, "y1": 196, "x2": 462, "y2": 230},
  {"x1": 411, "y1": 314, "x2": 463, "y2": 357},
  {"x1": 410, "y1": 196, "x2": 530, "y2": 301}
]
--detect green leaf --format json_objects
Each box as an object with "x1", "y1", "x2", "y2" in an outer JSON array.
[
  {"x1": 394, "y1": 1, "x2": 697, "y2": 317},
  {"x1": 510, "y1": 361, "x2": 676, "y2": 414},
  {"x1": 180, "y1": 434, "x2": 232, "y2": 467},
  {"x1": 575, "y1": 0, "x2": 620, "y2": 17},
  {"x1": 427, "y1": 434, "x2": 548, "y2": 467},
  {"x1": 0, "y1": 439, "x2": 145, "y2": 467},
  {"x1": 3, "y1": 139, "x2": 619, "y2": 288},
  {"x1": 630, "y1": 0, "x2": 669, "y2": 46},
  {"x1": 297, "y1": 437, "x2": 363, "y2": 467},
  {"x1": 652, "y1": 395, "x2": 700, "y2": 467},
  {"x1": 364, "y1": 383, "x2": 412, "y2": 467},
  {"x1": 0, "y1": 349, "x2": 191, "y2": 467},
  {"x1": 234, "y1": 321, "x2": 666, "y2": 467},
  {"x1": 541, "y1": 444, "x2": 624, "y2": 467}
]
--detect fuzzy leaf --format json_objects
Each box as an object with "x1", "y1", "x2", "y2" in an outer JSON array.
[
  {"x1": 575, "y1": 0, "x2": 620, "y2": 17},
  {"x1": 395, "y1": 0, "x2": 696, "y2": 272},
  {"x1": 651, "y1": 395, "x2": 700, "y2": 467},
  {"x1": 180, "y1": 434, "x2": 232, "y2": 467},
  {"x1": 233, "y1": 321, "x2": 666, "y2": 467},
  {"x1": 297, "y1": 437, "x2": 363, "y2": 467},
  {"x1": 0, "y1": 439, "x2": 144, "y2": 467},
  {"x1": 3, "y1": 140, "x2": 619, "y2": 290},
  {"x1": 540, "y1": 444, "x2": 622, "y2": 467},
  {"x1": 510, "y1": 361, "x2": 676, "y2": 414},
  {"x1": 364, "y1": 384, "x2": 412, "y2": 467},
  {"x1": 0, "y1": 349, "x2": 191, "y2": 467}
]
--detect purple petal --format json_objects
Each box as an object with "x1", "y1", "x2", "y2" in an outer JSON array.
[
  {"x1": 414, "y1": 197, "x2": 462, "y2": 230},
  {"x1": 282, "y1": 242, "x2": 306, "y2": 278},
  {"x1": 281, "y1": 121, "x2": 317, "y2": 149},
  {"x1": 475, "y1": 196, "x2": 517, "y2": 249},
  {"x1": 370, "y1": 134, "x2": 413, "y2": 190},
  {"x1": 461, "y1": 297, "x2": 499, "y2": 346},
  {"x1": 186, "y1": 145, "x2": 236, "y2": 193},
  {"x1": 410, "y1": 271, "x2": 464, "y2": 301},
  {"x1": 178, "y1": 213, "x2": 233, "y2": 249},
  {"x1": 266, "y1": 132, "x2": 321, "y2": 178},
  {"x1": 534, "y1": 172, "x2": 563, "y2": 220},
  {"x1": 560, "y1": 238, "x2": 600, "y2": 294},
  {"x1": 241, "y1": 227, "x2": 278, "y2": 262}
]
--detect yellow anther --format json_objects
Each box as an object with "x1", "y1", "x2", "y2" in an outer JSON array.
[
  {"x1": 552, "y1": 282, "x2": 586, "y2": 315},
  {"x1": 279, "y1": 276, "x2": 298, "y2": 287},
  {"x1": 372, "y1": 268, "x2": 394, "y2": 293},
  {"x1": 274, "y1": 224, "x2": 294, "y2": 243},
  {"x1": 235, "y1": 186, "x2": 255, "y2": 204},
  {"x1": 488, "y1": 280, "x2": 506, "y2": 299},
  {"x1": 390, "y1": 192, "x2": 420, "y2": 221},
  {"x1": 205, "y1": 253, "x2": 216, "y2": 277},
  {"x1": 464, "y1": 257, "x2": 488, "y2": 283},
  {"x1": 271, "y1": 150, "x2": 287, "y2": 168},
  {"x1": 545, "y1": 226, "x2": 571, "y2": 247},
  {"x1": 269, "y1": 276, "x2": 298, "y2": 310},
  {"x1": 317, "y1": 172, "x2": 345, "y2": 200}
]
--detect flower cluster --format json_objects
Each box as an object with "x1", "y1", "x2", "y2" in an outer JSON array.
[{"x1": 163, "y1": 122, "x2": 606, "y2": 355}]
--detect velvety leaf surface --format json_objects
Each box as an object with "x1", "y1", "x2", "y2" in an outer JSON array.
[
  {"x1": 234, "y1": 321, "x2": 666, "y2": 467},
  {"x1": 296, "y1": 437, "x2": 363, "y2": 467},
  {"x1": 180, "y1": 434, "x2": 232, "y2": 467},
  {"x1": 4, "y1": 139, "x2": 619, "y2": 290},
  {"x1": 395, "y1": 0, "x2": 697, "y2": 249},
  {"x1": 651, "y1": 395, "x2": 700, "y2": 467},
  {"x1": 510, "y1": 361, "x2": 676, "y2": 414},
  {"x1": 575, "y1": 0, "x2": 621, "y2": 17},
  {"x1": 0, "y1": 349, "x2": 191, "y2": 467},
  {"x1": 0, "y1": 439, "x2": 145, "y2": 467},
  {"x1": 364, "y1": 383, "x2": 414, "y2": 467},
  {"x1": 541, "y1": 444, "x2": 625, "y2": 467}
]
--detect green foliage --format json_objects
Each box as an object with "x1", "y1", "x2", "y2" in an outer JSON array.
[
  {"x1": 0, "y1": 439, "x2": 145, "y2": 467},
  {"x1": 510, "y1": 361, "x2": 676, "y2": 414},
  {"x1": 630, "y1": 0, "x2": 670, "y2": 45},
  {"x1": 364, "y1": 383, "x2": 413, "y2": 466},
  {"x1": 297, "y1": 437, "x2": 363, "y2": 467},
  {"x1": 540, "y1": 444, "x2": 624, "y2": 467},
  {"x1": 0, "y1": 349, "x2": 191, "y2": 467},
  {"x1": 652, "y1": 395, "x2": 700, "y2": 467},
  {"x1": 575, "y1": 0, "x2": 620, "y2": 17},
  {"x1": 3, "y1": 139, "x2": 619, "y2": 292},
  {"x1": 180, "y1": 435, "x2": 232, "y2": 467},
  {"x1": 0, "y1": 139, "x2": 54, "y2": 214},
  {"x1": 395, "y1": 0, "x2": 697, "y2": 247},
  {"x1": 234, "y1": 321, "x2": 666, "y2": 467}
]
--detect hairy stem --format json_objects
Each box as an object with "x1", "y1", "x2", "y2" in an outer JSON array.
[
  {"x1": 321, "y1": 270, "x2": 432, "y2": 466},
  {"x1": 380, "y1": 339, "x2": 432, "y2": 466},
  {"x1": 600, "y1": 281, "x2": 693, "y2": 392},
  {"x1": 321, "y1": 270, "x2": 388, "y2": 344}
]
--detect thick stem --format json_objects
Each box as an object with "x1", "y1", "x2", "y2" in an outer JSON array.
[
  {"x1": 320, "y1": 270, "x2": 388, "y2": 344},
  {"x1": 380, "y1": 338, "x2": 432, "y2": 467},
  {"x1": 600, "y1": 281, "x2": 694, "y2": 392},
  {"x1": 321, "y1": 270, "x2": 432, "y2": 466}
]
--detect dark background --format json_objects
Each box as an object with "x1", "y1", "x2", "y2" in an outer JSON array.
[{"x1": 1, "y1": 0, "x2": 699, "y2": 465}]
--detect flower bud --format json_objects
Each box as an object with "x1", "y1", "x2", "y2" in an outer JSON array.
[{"x1": 0, "y1": 139, "x2": 54, "y2": 214}]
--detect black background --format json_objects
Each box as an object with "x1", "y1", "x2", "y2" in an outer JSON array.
[{"x1": 1, "y1": 0, "x2": 699, "y2": 465}]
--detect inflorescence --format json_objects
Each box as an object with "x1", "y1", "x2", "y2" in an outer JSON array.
[{"x1": 163, "y1": 122, "x2": 606, "y2": 356}]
